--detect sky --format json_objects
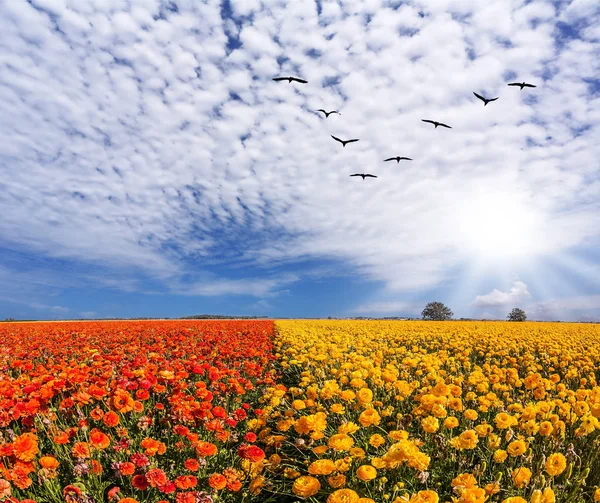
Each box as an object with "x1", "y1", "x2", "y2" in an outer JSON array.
[{"x1": 0, "y1": 0, "x2": 599, "y2": 321}]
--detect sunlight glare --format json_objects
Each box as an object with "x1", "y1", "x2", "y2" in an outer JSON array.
[{"x1": 454, "y1": 189, "x2": 544, "y2": 262}]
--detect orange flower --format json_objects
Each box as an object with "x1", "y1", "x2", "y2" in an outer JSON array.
[
  {"x1": 196, "y1": 441, "x2": 218, "y2": 457},
  {"x1": 327, "y1": 489, "x2": 360, "y2": 503},
  {"x1": 175, "y1": 475, "x2": 197, "y2": 489},
  {"x1": 208, "y1": 473, "x2": 227, "y2": 490},
  {"x1": 71, "y1": 442, "x2": 91, "y2": 459},
  {"x1": 12, "y1": 432, "x2": 38, "y2": 462},
  {"x1": 119, "y1": 462, "x2": 136, "y2": 476},
  {"x1": 146, "y1": 468, "x2": 168, "y2": 488},
  {"x1": 89, "y1": 429, "x2": 111, "y2": 450},
  {"x1": 112, "y1": 389, "x2": 135, "y2": 413},
  {"x1": 103, "y1": 411, "x2": 120, "y2": 427},
  {"x1": 140, "y1": 437, "x2": 166, "y2": 456},
  {"x1": 39, "y1": 456, "x2": 59, "y2": 470},
  {"x1": 292, "y1": 475, "x2": 321, "y2": 498}
]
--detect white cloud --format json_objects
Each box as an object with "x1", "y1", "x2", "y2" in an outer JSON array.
[
  {"x1": 0, "y1": 0, "x2": 598, "y2": 301},
  {"x1": 473, "y1": 280, "x2": 531, "y2": 307},
  {"x1": 529, "y1": 295, "x2": 600, "y2": 321}
]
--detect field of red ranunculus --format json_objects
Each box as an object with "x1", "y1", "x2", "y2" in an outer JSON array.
[{"x1": 0, "y1": 320, "x2": 277, "y2": 503}]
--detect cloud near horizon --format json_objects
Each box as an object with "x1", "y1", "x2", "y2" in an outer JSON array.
[
  {"x1": 0, "y1": 0, "x2": 598, "y2": 318},
  {"x1": 473, "y1": 280, "x2": 531, "y2": 307}
]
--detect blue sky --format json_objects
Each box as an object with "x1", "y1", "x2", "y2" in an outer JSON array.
[{"x1": 1, "y1": 0, "x2": 599, "y2": 321}]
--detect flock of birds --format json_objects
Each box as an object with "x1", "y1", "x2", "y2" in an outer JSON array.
[{"x1": 272, "y1": 76, "x2": 537, "y2": 180}]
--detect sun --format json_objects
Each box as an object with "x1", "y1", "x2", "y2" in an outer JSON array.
[{"x1": 453, "y1": 189, "x2": 544, "y2": 263}]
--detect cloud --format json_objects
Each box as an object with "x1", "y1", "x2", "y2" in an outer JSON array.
[
  {"x1": 528, "y1": 294, "x2": 600, "y2": 321},
  {"x1": 0, "y1": 0, "x2": 598, "y2": 303},
  {"x1": 473, "y1": 280, "x2": 531, "y2": 307}
]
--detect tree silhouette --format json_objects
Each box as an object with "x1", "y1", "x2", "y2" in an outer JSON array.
[
  {"x1": 422, "y1": 302, "x2": 454, "y2": 321},
  {"x1": 507, "y1": 308, "x2": 527, "y2": 322}
]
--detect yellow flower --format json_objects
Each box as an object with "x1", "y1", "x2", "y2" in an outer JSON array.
[
  {"x1": 335, "y1": 457, "x2": 353, "y2": 472},
  {"x1": 284, "y1": 467, "x2": 301, "y2": 479},
  {"x1": 308, "y1": 459, "x2": 337, "y2": 475},
  {"x1": 531, "y1": 488, "x2": 556, "y2": 503},
  {"x1": 356, "y1": 388, "x2": 374, "y2": 404},
  {"x1": 511, "y1": 467, "x2": 532, "y2": 488},
  {"x1": 249, "y1": 475, "x2": 265, "y2": 495},
  {"x1": 328, "y1": 473, "x2": 347, "y2": 488},
  {"x1": 495, "y1": 412, "x2": 517, "y2": 429},
  {"x1": 369, "y1": 434, "x2": 386, "y2": 448},
  {"x1": 507, "y1": 439, "x2": 528, "y2": 456},
  {"x1": 356, "y1": 465, "x2": 377, "y2": 481},
  {"x1": 338, "y1": 422, "x2": 361, "y2": 435},
  {"x1": 444, "y1": 417, "x2": 459, "y2": 429},
  {"x1": 389, "y1": 430, "x2": 409, "y2": 441},
  {"x1": 539, "y1": 421, "x2": 553, "y2": 436},
  {"x1": 371, "y1": 457, "x2": 387, "y2": 469},
  {"x1": 451, "y1": 473, "x2": 478, "y2": 492},
  {"x1": 421, "y1": 416, "x2": 440, "y2": 433},
  {"x1": 413, "y1": 490, "x2": 439, "y2": 503},
  {"x1": 453, "y1": 429, "x2": 478, "y2": 449},
  {"x1": 464, "y1": 409, "x2": 479, "y2": 421},
  {"x1": 327, "y1": 488, "x2": 360, "y2": 503},
  {"x1": 484, "y1": 482, "x2": 500, "y2": 495},
  {"x1": 292, "y1": 399, "x2": 306, "y2": 410},
  {"x1": 328, "y1": 434, "x2": 355, "y2": 451},
  {"x1": 331, "y1": 403, "x2": 346, "y2": 414},
  {"x1": 501, "y1": 498, "x2": 527, "y2": 503},
  {"x1": 340, "y1": 389, "x2": 357, "y2": 401},
  {"x1": 594, "y1": 488, "x2": 600, "y2": 502},
  {"x1": 313, "y1": 445, "x2": 329, "y2": 455},
  {"x1": 457, "y1": 487, "x2": 488, "y2": 503},
  {"x1": 545, "y1": 453, "x2": 567, "y2": 476},
  {"x1": 359, "y1": 409, "x2": 381, "y2": 427},
  {"x1": 493, "y1": 449, "x2": 508, "y2": 463},
  {"x1": 349, "y1": 447, "x2": 366, "y2": 459},
  {"x1": 292, "y1": 476, "x2": 321, "y2": 498}
]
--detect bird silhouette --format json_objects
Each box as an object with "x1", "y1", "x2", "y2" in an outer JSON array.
[
  {"x1": 422, "y1": 119, "x2": 452, "y2": 129},
  {"x1": 350, "y1": 174, "x2": 377, "y2": 180},
  {"x1": 507, "y1": 82, "x2": 536, "y2": 90},
  {"x1": 384, "y1": 156, "x2": 412, "y2": 163},
  {"x1": 316, "y1": 109, "x2": 341, "y2": 118},
  {"x1": 272, "y1": 76, "x2": 308, "y2": 84},
  {"x1": 331, "y1": 135, "x2": 359, "y2": 147},
  {"x1": 473, "y1": 92, "x2": 499, "y2": 106}
]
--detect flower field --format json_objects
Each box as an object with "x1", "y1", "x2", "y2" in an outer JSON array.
[{"x1": 1, "y1": 320, "x2": 600, "y2": 503}]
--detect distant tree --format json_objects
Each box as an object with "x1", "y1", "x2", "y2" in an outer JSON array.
[
  {"x1": 422, "y1": 302, "x2": 454, "y2": 321},
  {"x1": 507, "y1": 308, "x2": 527, "y2": 322}
]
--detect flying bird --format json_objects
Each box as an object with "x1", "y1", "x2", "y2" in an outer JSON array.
[
  {"x1": 507, "y1": 82, "x2": 536, "y2": 90},
  {"x1": 331, "y1": 135, "x2": 359, "y2": 147},
  {"x1": 421, "y1": 119, "x2": 452, "y2": 129},
  {"x1": 384, "y1": 156, "x2": 412, "y2": 163},
  {"x1": 272, "y1": 76, "x2": 308, "y2": 84},
  {"x1": 473, "y1": 92, "x2": 499, "y2": 106},
  {"x1": 316, "y1": 109, "x2": 341, "y2": 118},
  {"x1": 350, "y1": 174, "x2": 377, "y2": 180}
]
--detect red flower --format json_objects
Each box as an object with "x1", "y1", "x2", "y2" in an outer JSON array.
[
  {"x1": 159, "y1": 481, "x2": 176, "y2": 494},
  {"x1": 132, "y1": 474, "x2": 149, "y2": 490},
  {"x1": 244, "y1": 432, "x2": 257, "y2": 443},
  {"x1": 184, "y1": 458, "x2": 200, "y2": 471},
  {"x1": 238, "y1": 444, "x2": 265, "y2": 463}
]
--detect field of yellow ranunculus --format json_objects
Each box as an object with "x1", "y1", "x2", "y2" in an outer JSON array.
[
  {"x1": 254, "y1": 320, "x2": 600, "y2": 503},
  {"x1": 1, "y1": 320, "x2": 600, "y2": 503}
]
